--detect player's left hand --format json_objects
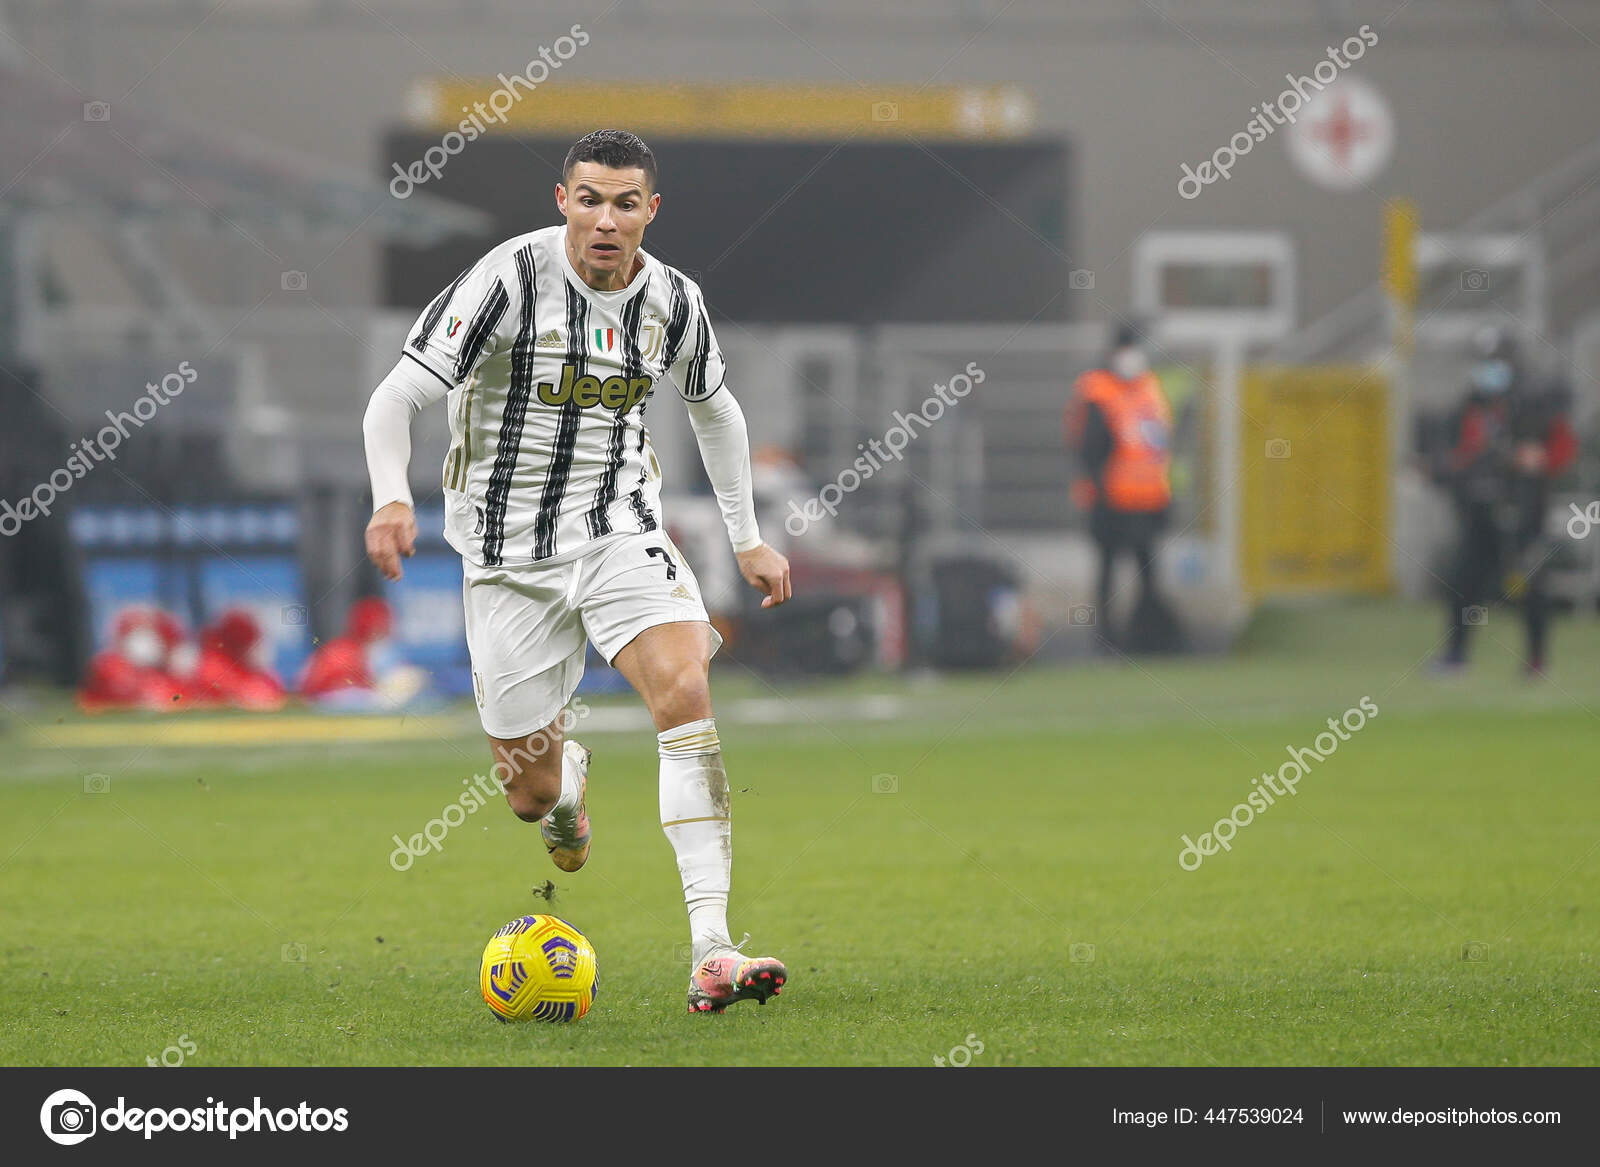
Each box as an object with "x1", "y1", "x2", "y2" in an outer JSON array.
[{"x1": 736, "y1": 543, "x2": 791, "y2": 608}]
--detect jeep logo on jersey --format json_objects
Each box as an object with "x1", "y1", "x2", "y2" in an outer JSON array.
[{"x1": 535, "y1": 363, "x2": 653, "y2": 413}]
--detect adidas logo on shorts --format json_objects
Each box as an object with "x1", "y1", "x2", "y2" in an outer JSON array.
[{"x1": 670, "y1": 584, "x2": 693, "y2": 601}]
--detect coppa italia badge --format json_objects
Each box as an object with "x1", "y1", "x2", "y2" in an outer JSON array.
[{"x1": 593, "y1": 327, "x2": 614, "y2": 353}]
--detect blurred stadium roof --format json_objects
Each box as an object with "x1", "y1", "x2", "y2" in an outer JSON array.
[
  {"x1": 6, "y1": 0, "x2": 1599, "y2": 42},
  {"x1": 0, "y1": 39, "x2": 489, "y2": 245}
]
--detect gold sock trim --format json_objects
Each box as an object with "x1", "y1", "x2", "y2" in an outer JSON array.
[
  {"x1": 658, "y1": 733, "x2": 721, "y2": 757},
  {"x1": 658, "y1": 720, "x2": 721, "y2": 759},
  {"x1": 661, "y1": 815, "x2": 732, "y2": 828}
]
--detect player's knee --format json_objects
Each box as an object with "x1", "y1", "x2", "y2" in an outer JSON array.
[
  {"x1": 491, "y1": 735, "x2": 562, "y2": 822},
  {"x1": 504, "y1": 784, "x2": 557, "y2": 823},
  {"x1": 653, "y1": 665, "x2": 711, "y2": 729}
]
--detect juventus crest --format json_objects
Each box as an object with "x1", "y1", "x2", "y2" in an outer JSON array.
[{"x1": 638, "y1": 311, "x2": 668, "y2": 363}]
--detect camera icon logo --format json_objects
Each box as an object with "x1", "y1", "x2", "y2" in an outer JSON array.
[
  {"x1": 83, "y1": 101, "x2": 111, "y2": 123},
  {"x1": 281, "y1": 604, "x2": 308, "y2": 626},
  {"x1": 281, "y1": 271, "x2": 308, "y2": 292},
  {"x1": 1460, "y1": 940, "x2": 1489, "y2": 962},
  {"x1": 1069, "y1": 269, "x2": 1095, "y2": 291},
  {"x1": 40, "y1": 1089, "x2": 97, "y2": 1145},
  {"x1": 1463, "y1": 605, "x2": 1488, "y2": 626},
  {"x1": 870, "y1": 773, "x2": 899, "y2": 795},
  {"x1": 83, "y1": 773, "x2": 111, "y2": 795},
  {"x1": 871, "y1": 101, "x2": 899, "y2": 122},
  {"x1": 1460, "y1": 269, "x2": 1491, "y2": 292},
  {"x1": 1068, "y1": 604, "x2": 1096, "y2": 626},
  {"x1": 1069, "y1": 942, "x2": 1096, "y2": 963},
  {"x1": 673, "y1": 942, "x2": 694, "y2": 964},
  {"x1": 281, "y1": 941, "x2": 307, "y2": 963},
  {"x1": 1265, "y1": 438, "x2": 1292, "y2": 459}
]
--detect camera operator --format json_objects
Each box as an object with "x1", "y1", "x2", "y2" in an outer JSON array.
[{"x1": 1432, "y1": 328, "x2": 1577, "y2": 677}]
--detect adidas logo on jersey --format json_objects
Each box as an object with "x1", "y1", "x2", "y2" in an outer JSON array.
[{"x1": 535, "y1": 328, "x2": 563, "y2": 349}]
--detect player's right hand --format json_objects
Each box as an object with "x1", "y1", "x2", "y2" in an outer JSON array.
[
  {"x1": 366, "y1": 501, "x2": 417, "y2": 581},
  {"x1": 736, "y1": 543, "x2": 792, "y2": 608}
]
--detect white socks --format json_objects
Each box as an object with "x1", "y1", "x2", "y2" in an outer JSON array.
[
  {"x1": 552, "y1": 743, "x2": 582, "y2": 819},
  {"x1": 658, "y1": 718, "x2": 733, "y2": 966}
]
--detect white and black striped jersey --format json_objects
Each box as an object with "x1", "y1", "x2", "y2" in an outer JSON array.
[{"x1": 403, "y1": 224, "x2": 726, "y2": 567}]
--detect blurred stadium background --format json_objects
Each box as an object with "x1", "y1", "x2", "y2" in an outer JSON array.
[
  {"x1": 5, "y1": 0, "x2": 1600, "y2": 1071},
  {"x1": 1, "y1": 0, "x2": 1597, "y2": 705}
]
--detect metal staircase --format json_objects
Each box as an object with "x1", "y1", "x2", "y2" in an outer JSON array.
[{"x1": 1274, "y1": 132, "x2": 1600, "y2": 365}]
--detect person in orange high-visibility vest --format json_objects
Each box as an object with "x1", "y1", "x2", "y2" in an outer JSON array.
[{"x1": 1066, "y1": 321, "x2": 1175, "y2": 651}]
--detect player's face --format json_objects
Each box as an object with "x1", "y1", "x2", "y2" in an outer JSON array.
[{"x1": 557, "y1": 163, "x2": 659, "y2": 287}]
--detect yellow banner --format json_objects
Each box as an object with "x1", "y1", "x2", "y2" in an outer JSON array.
[
  {"x1": 404, "y1": 80, "x2": 1034, "y2": 140},
  {"x1": 1240, "y1": 366, "x2": 1391, "y2": 595},
  {"x1": 26, "y1": 715, "x2": 466, "y2": 749}
]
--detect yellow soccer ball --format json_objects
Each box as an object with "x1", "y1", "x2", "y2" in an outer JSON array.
[{"x1": 480, "y1": 915, "x2": 599, "y2": 1022}]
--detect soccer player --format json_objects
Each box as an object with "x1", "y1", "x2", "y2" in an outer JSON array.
[{"x1": 362, "y1": 129, "x2": 790, "y2": 1013}]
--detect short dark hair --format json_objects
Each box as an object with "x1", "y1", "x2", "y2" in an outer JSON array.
[{"x1": 563, "y1": 129, "x2": 657, "y2": 192}]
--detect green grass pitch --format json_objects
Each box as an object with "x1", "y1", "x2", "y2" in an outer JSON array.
[{"x1": 3, "y1": 598, "x2": 1598, "y2": 1066}]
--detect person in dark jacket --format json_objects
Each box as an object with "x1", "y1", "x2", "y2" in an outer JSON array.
[{"x1": 1433, "y1": 328, "x2": 1577, "y2": 676}]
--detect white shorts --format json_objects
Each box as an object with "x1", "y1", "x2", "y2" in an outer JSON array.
[{"x1": 462, "y1": 531, "x2": 723, "y2": 738}]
